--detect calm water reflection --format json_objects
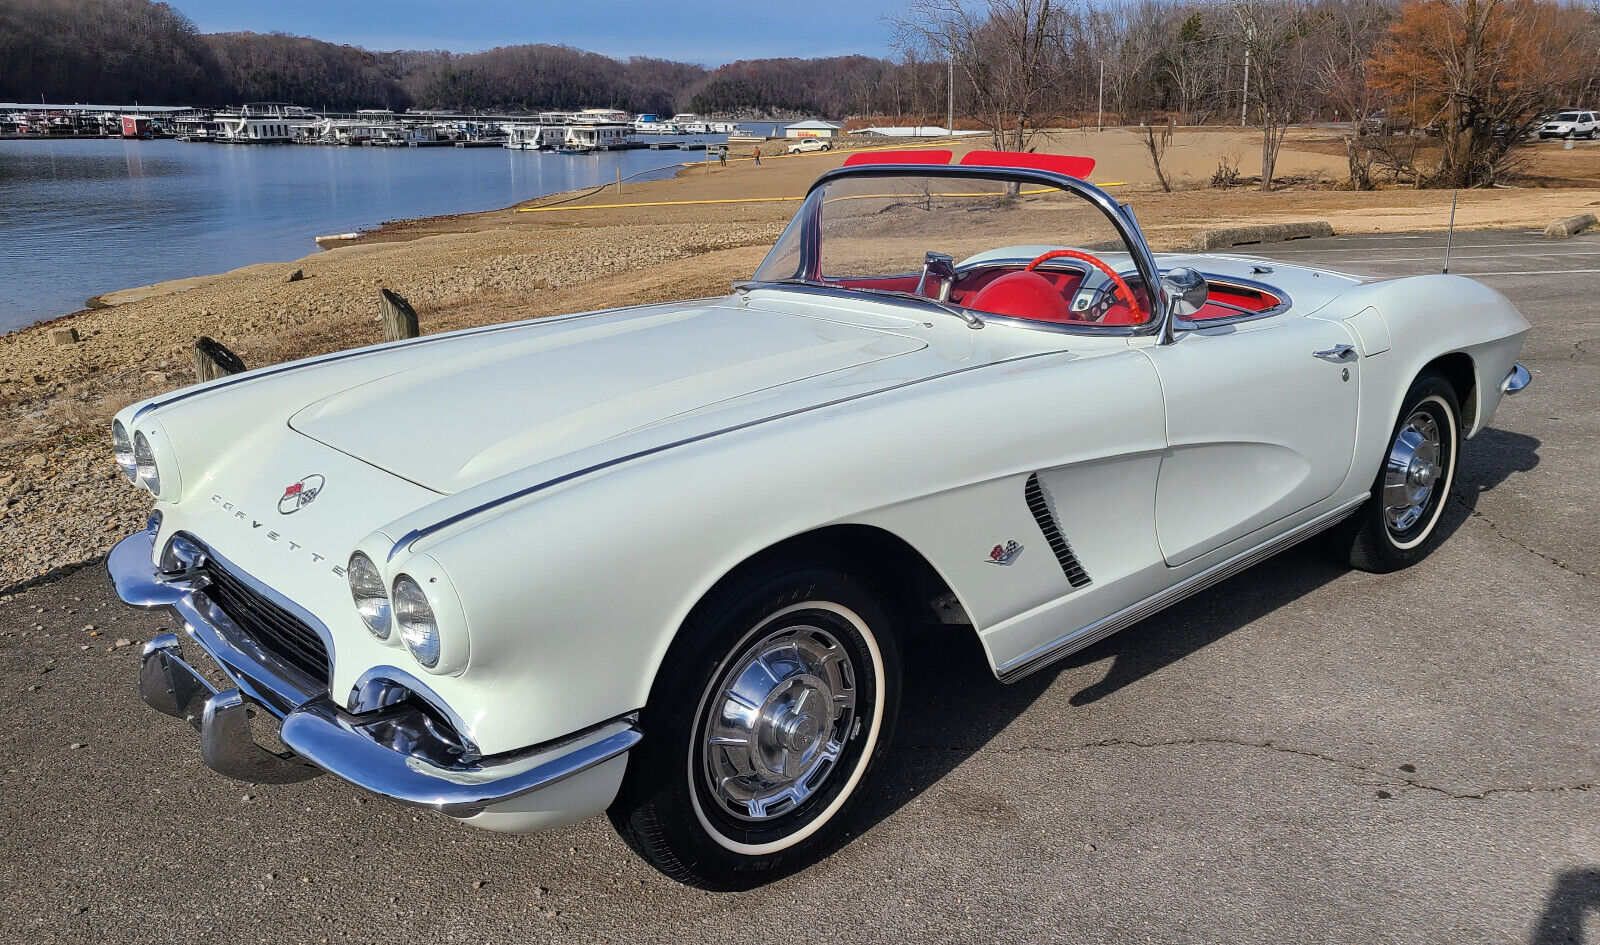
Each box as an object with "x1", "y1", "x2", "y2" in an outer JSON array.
[{"x1": 0, "y1": 138, "x2": 715, "y2": 333}]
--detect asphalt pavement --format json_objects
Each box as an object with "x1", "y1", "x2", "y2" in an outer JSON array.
[{"x1": 1, "y1": 230, "x2": 1595, "y2": 944}]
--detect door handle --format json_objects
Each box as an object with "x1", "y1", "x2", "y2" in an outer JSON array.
[{"x1": 1314, "y1": 344, "x2": 1356, "y2": 360}]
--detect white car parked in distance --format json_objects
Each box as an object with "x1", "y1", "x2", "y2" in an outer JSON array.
[
  {"x1": 1539, "y1": 110, "x2": 1598, "y2": 138},
  {"x1": 108, "y1": 148, "x2": 1531, "y2": 890},
  {"x1": 786, "y1": 137, "x2": 832, "y2": 153}
]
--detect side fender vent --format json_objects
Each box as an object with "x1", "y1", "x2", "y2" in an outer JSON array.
[{"x1": 1025, "y1": 473, "x2": 1092, "y2": 588}]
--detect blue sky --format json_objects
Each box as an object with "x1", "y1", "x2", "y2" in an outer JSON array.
[{"x1": 178, "y1": 1, "x2": 905, "y2": 63}]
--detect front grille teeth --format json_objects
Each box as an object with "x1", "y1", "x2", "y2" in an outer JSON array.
[
  {"x1": 200, "y1": 556, "x2": 331, "y2": 684},
  {"x1": 1025, "y1": 473, "x2": 1092, "y2": 588}
]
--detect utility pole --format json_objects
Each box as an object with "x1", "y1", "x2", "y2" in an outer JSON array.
[
  {"x1": 1097, "y1": 59, "x2": 1105, "y2": 131},
  {"x1": 1240, "y1": 29, "x2": 1252, "y2": 127},
  {"x1": 947, "y1": 45, "x2": 954, "y2": 136}
]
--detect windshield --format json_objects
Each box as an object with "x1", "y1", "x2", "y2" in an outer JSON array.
[
  {"x1": 752, "y1": 171, "x2": 1155, "y2": 329},
  {"x1": 1555, "y1": 112, "x2": 1583, "y2": 121}
]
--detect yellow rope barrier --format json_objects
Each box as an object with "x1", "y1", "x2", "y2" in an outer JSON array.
[
  {"x1": 518, "y1": 195, "x2": 805, "y2": 212},
  {"x1": 515, "y1": 180, "x2": 1126, "y2": 214}
]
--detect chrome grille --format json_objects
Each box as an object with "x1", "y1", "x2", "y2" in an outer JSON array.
[
  {"x1": 201, "y1": 558, "x2": 331, "y2": 683},
  {"x1": 1025, "y1": 473, "x2": 1092, "y2": 588}
]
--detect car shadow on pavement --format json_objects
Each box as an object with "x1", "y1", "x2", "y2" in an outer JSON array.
[
  {"x1": 1531, "y1": 868, "x2": 1600, "y2": 945},
  {"x1": 834, "y1": 425, "x2": 1542, "y2": 851},
  {"x1": 1438, "y1": 426, "x2": 1542, "y2": 545}
]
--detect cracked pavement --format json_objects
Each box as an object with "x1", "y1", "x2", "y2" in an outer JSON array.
[{"x1": 1, "y1": 230, "x2": 1596, "y2": 943}]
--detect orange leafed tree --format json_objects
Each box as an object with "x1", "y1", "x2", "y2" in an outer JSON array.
[{"x1": 1367, "y1": 0, "x2": 1596, "y2": 186}]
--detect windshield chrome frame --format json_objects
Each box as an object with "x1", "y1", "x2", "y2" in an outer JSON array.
[{"x1": 745, "y1": 163, "x2": 1168, "y2": 337}]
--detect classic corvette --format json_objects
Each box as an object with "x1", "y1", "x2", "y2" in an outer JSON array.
[{"x1": 108, "y1": 150, "x2": 1530, "y2": 888}]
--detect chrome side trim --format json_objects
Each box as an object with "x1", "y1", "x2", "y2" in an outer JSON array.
[
  {"x1": 388, "y1": 349, "x2": 1069, "y2": 559},
  {"x1": 995, "y1": 494, "x2": 1368, "y2": 682},
  {"x1": 1501, "y1": 363, "x2": 1531, "y2": 394}
]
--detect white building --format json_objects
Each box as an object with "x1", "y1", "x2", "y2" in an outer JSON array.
[{"x1": 784, "y1": 120, "x2": 844, "y2": 139}]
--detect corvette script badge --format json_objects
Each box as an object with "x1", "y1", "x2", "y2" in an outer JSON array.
[
  {"x1": 278, "y1": 474, "x2": 325, "y2": 515},
  {"x1": 987, "y1": 540, "x2": 1023, "y2": 566}
]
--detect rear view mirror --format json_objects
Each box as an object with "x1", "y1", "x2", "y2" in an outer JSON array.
[{"x1": 1161, "y1": 267, "x2": 1209, "y2": 320}]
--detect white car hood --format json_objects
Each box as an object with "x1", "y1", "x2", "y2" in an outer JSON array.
[{"x1": 289, "y1": 301, "x2": 927, "y2": 492}]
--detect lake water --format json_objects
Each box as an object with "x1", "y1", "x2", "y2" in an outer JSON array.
[{"x1": 0, "y1": 136, "x2": 738, "y2": 334}]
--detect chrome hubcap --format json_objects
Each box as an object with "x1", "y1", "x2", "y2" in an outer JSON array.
[
  {"x1": 1384, "y1": 409, "x2": 1444, "y2": 534},
  {"x1": 701, "y1": 624, "x2": 859, "y2": 822}
]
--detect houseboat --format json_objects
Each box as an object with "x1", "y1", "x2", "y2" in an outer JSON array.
[
  {"x1": 503, "y1": 123, "x2": 564, "y2": 150},
  {"x1": 216, "y1": 104, "x2": 315, "y2": 143},
  {"x1": 563, "y1": 123, "x2": 632, "y2": 150},
  {"x1": 670, "y1": 112, "x2": 711, "y2": 134},
  {"x1": 574, "y1": 108, "x2": 631, "y2": 125}
]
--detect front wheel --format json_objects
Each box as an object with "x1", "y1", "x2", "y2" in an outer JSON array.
[
  {"x1": 609, "y1": 560, "x2": 901, "y2": 889},
  {"x1": 1338, "y1": 372, "x2": 1460, "y2": 572}
]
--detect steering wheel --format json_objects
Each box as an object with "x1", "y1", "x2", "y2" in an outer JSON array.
[{"x1": 1024, "y1": 249, "x2": 1142, "y2": 320}]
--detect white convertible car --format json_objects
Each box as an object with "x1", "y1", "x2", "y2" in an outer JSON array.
[{"x1": 109, "y1": 150, "x2": 1530, "y2": 888}]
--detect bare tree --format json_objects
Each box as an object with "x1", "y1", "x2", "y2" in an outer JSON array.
[
  {"x1": 1306, "y1": 0, "x2": 1392, "y2": 187},
  {"x1": 1229, "y1": 0, "x2": 1314, "y2": 191},
  {"x1": 1166, "y1": 9, "x2": 1226, "y2": 124},
  {"x1": 891, "y1": 0, "x2": 1068, "y2": 150},
  {"x1": 1140, "y1": 123, "x2": 1175, "y2": 190}
]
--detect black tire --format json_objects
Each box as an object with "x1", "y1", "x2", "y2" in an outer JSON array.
[
  {"x1": 1340, "y1": 371, "x2": 1461, "y2": 573},
  {"x1": 608, "y1": 558, "x2": 902, "y2": 890}
]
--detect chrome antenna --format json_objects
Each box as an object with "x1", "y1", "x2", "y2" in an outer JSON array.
[{"x1": 1443, "y1": 189, "x2": 1458, "y2": 274}]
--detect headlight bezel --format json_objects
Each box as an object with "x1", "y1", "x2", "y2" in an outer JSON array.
[
  {"x1": 132, "y1": 430, "x2": 161, "y2": 495},
  {"x1": 346, "y1": 551, "x2": 392, "y2": 641},
  {"x1": 112, "y1": 421, "x2": 137, "y2": 482},
  {"x1": 392, "y1": 573, "x2": 441, "y2": 669}
]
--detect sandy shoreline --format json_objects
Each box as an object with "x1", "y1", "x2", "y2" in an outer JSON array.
[{"x1": 3, "y1": 126, "x2": 1598, "y2": 592}]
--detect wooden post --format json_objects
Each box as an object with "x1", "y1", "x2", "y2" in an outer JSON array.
[
  {"x1": 193, "y1": 336, "x2": 245, "y2": 381},
  {"x1": 379, "y1": 288, "x2": 420, "y2": 341}
]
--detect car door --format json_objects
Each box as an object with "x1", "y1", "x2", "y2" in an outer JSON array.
[{"x1": 1139, "y1": 312, "x2": 1360, "y2": 566}]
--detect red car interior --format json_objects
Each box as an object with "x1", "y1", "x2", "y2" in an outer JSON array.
[
  {"x1": 825, "y1": 264, "x2": 1282, "y2": 328},
  {"x1": 816, "y1": 151, "x2": 1284, "y2": 327}
]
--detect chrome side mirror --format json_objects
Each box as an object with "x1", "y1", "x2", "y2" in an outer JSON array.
[
  {"x1": 916, "y1": 251, "x2": 957, "y2": 302},
  {"x1": 1158, "y1": 267, "x2": 1209, "y2": 343}
]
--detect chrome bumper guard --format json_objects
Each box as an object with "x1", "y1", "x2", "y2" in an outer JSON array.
[
  {"x1": 112, "y1": 531, "x2": 641, "y2": 817},
  {"x1": 1502, "y1": 363, "x2": 1531, "y2": 395}
]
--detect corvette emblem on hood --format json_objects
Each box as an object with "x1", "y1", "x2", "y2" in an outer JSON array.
[{"x1": 278, "y1": 474, "x2": 325, "y2": 514}]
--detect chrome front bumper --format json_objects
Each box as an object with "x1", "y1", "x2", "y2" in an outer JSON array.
[
  {"x1": 111, "y1": 530, "x2": 640, "y2": 822},
  {"x1": 1502, "y1": 363, "x2": 1532, "y2": 395}
]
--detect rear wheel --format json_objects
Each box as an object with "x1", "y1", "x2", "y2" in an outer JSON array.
[
  {"x1": 1340, "y1": 372, "x2": 1460, "y2": 572},
  {"x1": 609, "y1": 559, "x2": 900, "y2": 889}
]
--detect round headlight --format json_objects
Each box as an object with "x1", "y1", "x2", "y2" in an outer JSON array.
[
  {"x1": 132, "y1": 430, "x2": 160, "y2": 496},
  {"x1": 347, "y1": 552, "x2": 391, "y2": 640},
  {"x1": 112, "y1": 421, "x2": 136, "y2": 482},
  {"x1": 392, "y1": 574, "x2": 440, "y2": 669}
]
